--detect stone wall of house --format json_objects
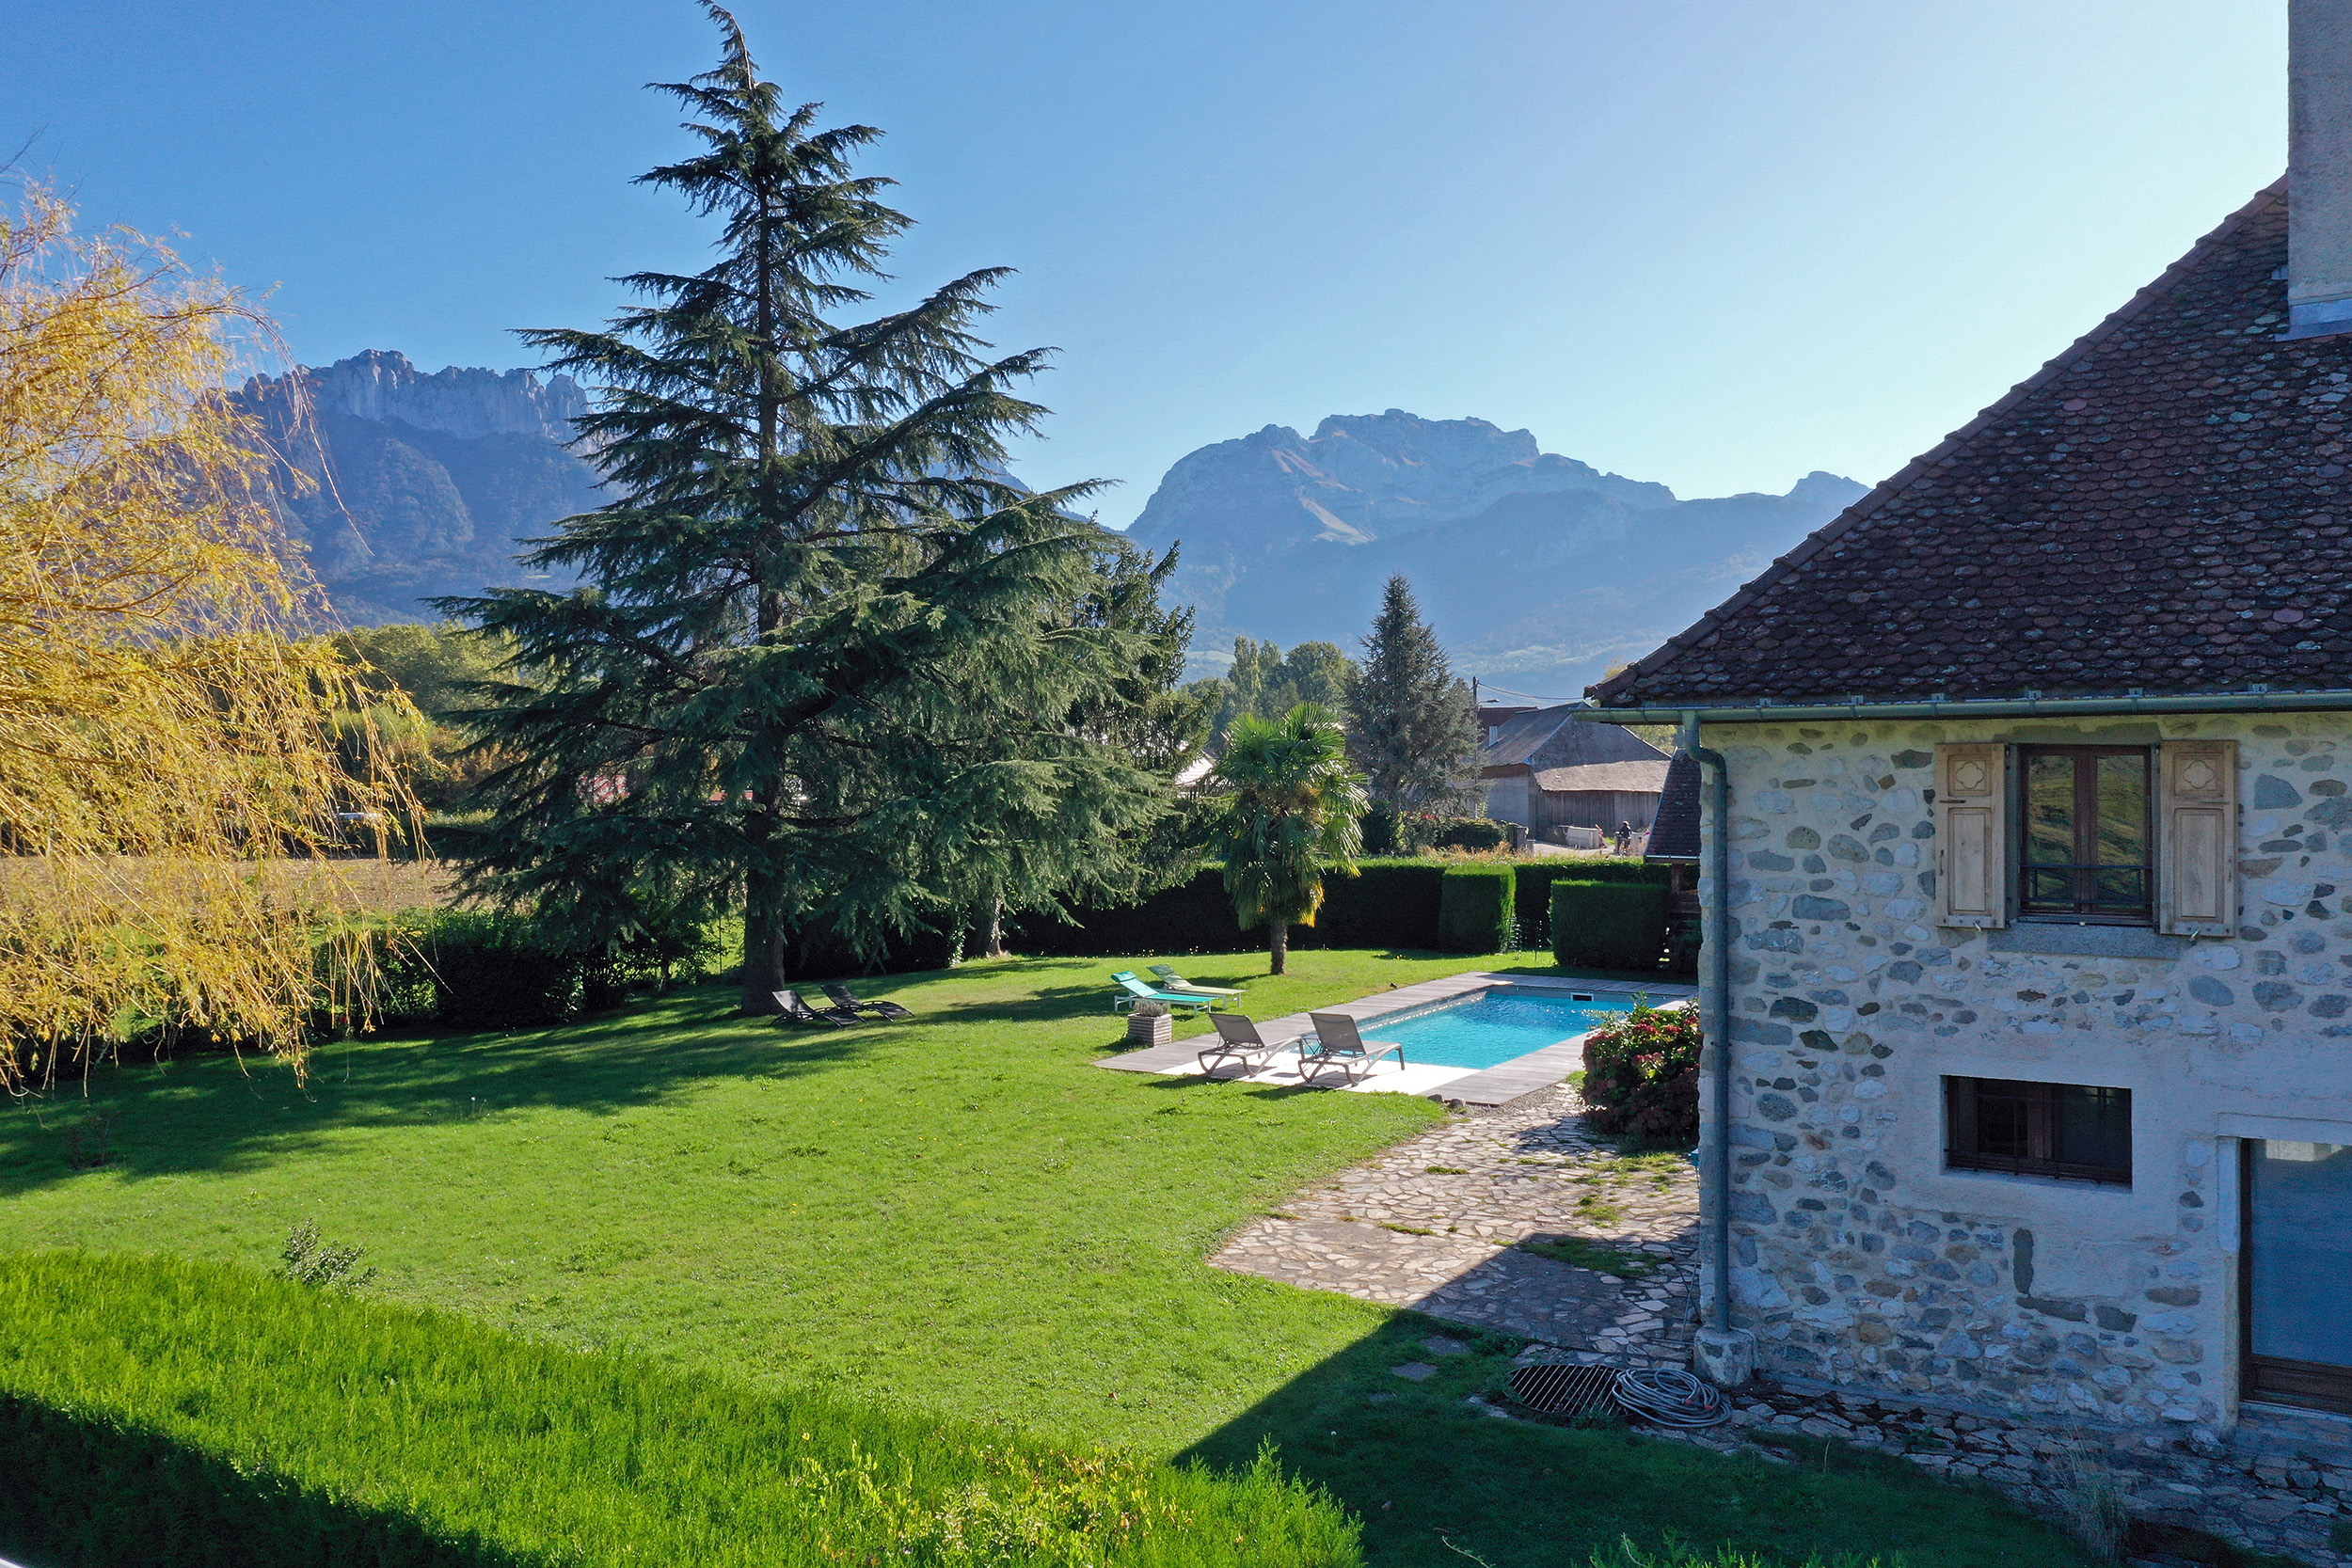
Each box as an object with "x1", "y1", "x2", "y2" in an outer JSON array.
[{"x1": 1694, "y1": 711, "x2": 2352, "y2": 1430}]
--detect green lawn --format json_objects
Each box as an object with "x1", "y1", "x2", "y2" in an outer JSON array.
[{"x1": 0, "y1": 949, "x2": 2099, "y2": 1568}]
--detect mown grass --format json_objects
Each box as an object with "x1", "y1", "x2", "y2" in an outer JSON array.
[
  {"x1": 0, "y1": 949, "x2": 2103, "y2": 1568},
  {"x1": 0, "y1": 1251, "x2": 1352, "y2": 1567}
]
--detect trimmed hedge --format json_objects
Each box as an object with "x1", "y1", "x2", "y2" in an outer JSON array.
[
  {"x1": 0, "y1": 1252, "x2": 1359, "y2": 1568},
  {"x1": 1437, "y1": 862, "x2": 1516, "y2": 953},
  {"x1": 1011, "y1": 860, "x2": 1450, "y2": 958},
  {"x1": 1514, "y1": 859, "x2": 1667, "y2": 947},
  {"x1": 1549, "y1": 879, "x2": 1671, "y2": 973},
  {"x1": 1581, "y1": 999, "x2": 1701, "y2": 1143}
]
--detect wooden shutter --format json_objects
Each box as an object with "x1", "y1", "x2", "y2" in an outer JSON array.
[
  {"x1": 2159, "y1": 739, "x2": 2237, "y2": 936},
  {"x1": 1934, "y1": 742, "x2": 2009, "y2": 928}
]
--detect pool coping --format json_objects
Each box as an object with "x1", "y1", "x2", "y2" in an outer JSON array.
[{"x1": 1093, "y1": 971, "x2": 1697, "y2": 1109}]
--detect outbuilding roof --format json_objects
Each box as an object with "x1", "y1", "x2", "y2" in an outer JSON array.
[
  {"x1": 1591, "y1": 182, "x2": 2352, "y2": 709},
  {"x1": 1530, "y1": 760, "x2": 1672, "y2": 795},
  {"x1": 1479, "y1": 704, "x2": 1667, "y2": 774}
]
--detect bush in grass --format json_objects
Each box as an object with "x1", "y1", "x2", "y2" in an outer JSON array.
[
  {"x1": 0, "y1": 1252, "x2": 1359, "y2": 1568},
  {"x1": 1580, "y1": 1000, "x2": 1701, "y2": 1143},
  {"x1": 1437, "y1": 862, "x2": 1516, "y2": 953},
  {"x1": 418, "y1": 910, "x2": 586, "y2": 1029},
  {"x1": 1549, "y1": 879, "x2": 1670, "y2": 972}
]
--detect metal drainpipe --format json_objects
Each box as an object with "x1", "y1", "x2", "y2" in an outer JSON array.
[{"x1": 1681, "y1": 711, "x2": 1735, "y2": 1335}]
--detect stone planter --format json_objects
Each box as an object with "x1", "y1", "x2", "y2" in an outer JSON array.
[{"x1": 1125, "y1": 1012, "x2": 1173, "y2": 1048}]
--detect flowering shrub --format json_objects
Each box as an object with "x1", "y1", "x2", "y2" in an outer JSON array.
[{"x1": 1579, "y1": 1000, "x2": 1700, "y2": 1143}]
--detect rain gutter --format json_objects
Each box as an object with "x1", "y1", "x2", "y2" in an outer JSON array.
[
  {"x1": 1574, "y1": 689, "x2": 2352, "y2": 725},
  {"x1": 1674, "y1": 712, "x2": 1736, "y2": 1336}
]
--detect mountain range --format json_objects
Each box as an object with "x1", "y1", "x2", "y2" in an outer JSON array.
[
  {"x1": 243, "y1": 356, "x2": 1867, "y2": 696},
  {"x1": 1122, "y1": 411, "x2": 1867, "y2": 698},
  {"x1": 237, "y1": 351, "x2": 601, "y2": 625}
]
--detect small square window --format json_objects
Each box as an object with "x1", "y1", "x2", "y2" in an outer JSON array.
[{"x1": 1945, "y1": 1076, "x2": 2132, "y2": 1185}]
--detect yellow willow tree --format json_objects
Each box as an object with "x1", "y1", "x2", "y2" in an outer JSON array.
[{"x1": 0, "y1": 184, "x2": 408, "y2": 1086}]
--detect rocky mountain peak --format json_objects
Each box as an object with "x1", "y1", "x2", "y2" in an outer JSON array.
[{"x1": 243, "y1": 350, "x2": 590, "y2": 444}]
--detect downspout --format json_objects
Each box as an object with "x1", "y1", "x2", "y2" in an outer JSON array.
[{"x1": 1681, "y1": 711, "x2": 1752, "y2": 1385}]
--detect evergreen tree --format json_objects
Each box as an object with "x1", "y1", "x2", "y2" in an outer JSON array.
[
  {"x1": 441, "y1": 7, "x2": 1184, "y2": 1009},
  {"x1": 1207, "y1": 704, "x2": 1366, "y2": 974},
  {"x1": 1346, "y1": 575, "x2": 1481, "y2": 840}
]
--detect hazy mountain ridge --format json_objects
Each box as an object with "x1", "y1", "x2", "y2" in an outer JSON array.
[
  {"x1": 238, "y1": 351, "x2": 603, "y2": 624},
  {"x1": 1123, "y1": 410, "x2": 1865, "y2": 696}
]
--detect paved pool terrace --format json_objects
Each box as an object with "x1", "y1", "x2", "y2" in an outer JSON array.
[{"x1": 1094, "y1": 972, "x2": 1697, "y2": 1110}]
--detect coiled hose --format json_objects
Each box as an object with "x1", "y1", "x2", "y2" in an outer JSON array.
[{"x1": 1613, "y1": 1367, "x2": 1731, "y2": 1428}]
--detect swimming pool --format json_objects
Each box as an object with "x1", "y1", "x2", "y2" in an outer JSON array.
[{"x1": 1351, "y1": 988, "x2": 1638, "y2": 1071}]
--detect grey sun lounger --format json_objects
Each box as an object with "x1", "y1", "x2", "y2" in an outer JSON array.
[
  {"x1": 1196, "y1": 1013, "x2": 1293, "y2": 1076},
  {"x1": 773, "y1": 989, "x2": 861, "y2": 1027},
  {"x1": 1302, "y1": 1012, "x2": 1406, "y2": 1084},
  {"x1": 822, "y1": 983, "x2": 911, "y2": 1021}
]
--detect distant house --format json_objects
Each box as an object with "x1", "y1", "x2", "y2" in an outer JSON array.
[
  {"x1": 1584, "y1": 8, "x2": 2352, "y2": 1433},
  {"x1": 1478, "y1": 705, "x2": 1668, "y2": 834}
]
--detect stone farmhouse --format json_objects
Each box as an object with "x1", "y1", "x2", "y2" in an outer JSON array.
[
  {"x1": 1585, "y1": 8, "x2": 2352, "y2": 1433},
  {"x1": 1479, "y1": 704, "x2": 1670, "y2": 841}
]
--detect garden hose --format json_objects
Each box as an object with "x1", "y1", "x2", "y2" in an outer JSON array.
[{"x1": 1613, "y1": 1367, "x2": 1731, "y2": 1428}]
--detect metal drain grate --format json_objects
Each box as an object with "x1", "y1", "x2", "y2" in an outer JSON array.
[{"x1": 1507, "y1": 1361, "x2": 1620, "y2": 1418}]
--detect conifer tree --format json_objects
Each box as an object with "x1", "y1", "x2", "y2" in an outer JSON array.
[
  {"x1": 442, "y1": 6, "x2": 1184, "y2": 1009},
  {"x1": 1346, "y1": 575, "x2": 1481, "y2": 839}
]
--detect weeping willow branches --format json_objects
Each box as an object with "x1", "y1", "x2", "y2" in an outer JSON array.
[{"x1": 0, "y1": 183, "x2": 408, "y2": 1086}]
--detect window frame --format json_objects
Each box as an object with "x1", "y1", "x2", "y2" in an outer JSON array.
[
  {"x1": 1944, "y1": 1075, "x2": 2134, "y2": 1187},
  {"x1": 2014, "y1": 743, "x2": 2156, "y2": 927}
]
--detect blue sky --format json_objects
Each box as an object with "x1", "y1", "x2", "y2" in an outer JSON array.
[{"x1": 9, "y1": 1, "x2": 2283, "y2": 528}]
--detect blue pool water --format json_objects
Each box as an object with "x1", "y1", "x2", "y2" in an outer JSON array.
[{"x1": 1356, "y1": 990, "x2": 1632, "y2": 1070}]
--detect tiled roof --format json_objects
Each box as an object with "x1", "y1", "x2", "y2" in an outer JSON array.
[
  {"x1": 1644, "y1": 750, "x2": 1701, "y2": 863},
  {"x1": 1530, "y1": 760, "x2": 1671, "y2": 794},
  {"x1": 1479, "y1": 704, "x2": 1667, "y2": 773},
  {"x1": 1592, "y1": 181, "x2": 2352, "y2": 708}
]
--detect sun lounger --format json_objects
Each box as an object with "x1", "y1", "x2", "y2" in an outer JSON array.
[
  {"x1": 772, "y1": 989, "x2": 861, "y2": 1027},
  {"x1": 1148, "y1": 963, "x2": 1244, "y2": 998},
  {"x1": 1196, "y1": 1013, "x2": 1292, "y2": 1076},
  {"x1": 1302, "y1": 1011, "x2": 1406, "y2": 1083},
  {"x1": 821, "y1": 983, "x2": 912, "y2": 1021},
  {"x1": 1109, "y1": 972, "x2": 1221, "y2": 1016}
]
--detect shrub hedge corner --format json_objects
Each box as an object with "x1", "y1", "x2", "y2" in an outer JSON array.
[
  {"x1": 1549, "y1": 879, "x2": 1670, "y2": 973},
  {"x1": 1437, "y1": 862, "x2": 1516, "y2": 953}
]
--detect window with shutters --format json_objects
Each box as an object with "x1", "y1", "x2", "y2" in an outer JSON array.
[
  {"x1": 2019, "y1": 746, "x2": 2153, "y2": 924},
  {"x1": 1933, "y1": 738, "x2": 2236, "y2": 936}
]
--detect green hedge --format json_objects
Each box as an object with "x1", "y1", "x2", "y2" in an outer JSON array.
[
  {"x1": 1429, "y1": 817, "x2": 1511, "y2": 851},
  {"x1": 1437, "y1": 863, "x2": 1516, "y2": 953},
  {"x1": 0, "y1": 1252, "x2": 1358, "y2": 1568},
  {"x1": 1514, "y1": 859, "x2": 1667, "y2": 947},
  {"x1": 1011, "y1": 860, "x2": 1449, "y2": 958},
  {"x1": 1549, "y1": 879, "x2": 1670, "y2": 973}
]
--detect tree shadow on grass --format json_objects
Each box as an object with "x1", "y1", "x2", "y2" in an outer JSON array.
[
  {"x1": 0, "y1": 983, "x2": 866, "y2": 1198},
  {"x1": 0, "y1": 1397, "x2": 494, "y2": 1568},
  {"x1": 1173, "y1": 1312, "x2": 2097, "y2": 1568}
]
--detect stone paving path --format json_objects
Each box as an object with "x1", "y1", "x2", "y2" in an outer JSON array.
[{"x1": 1211, "y1": 1084, "x2": 1702, "y2": 1365}]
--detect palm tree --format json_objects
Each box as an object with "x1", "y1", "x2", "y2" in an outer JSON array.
[{"x1": 1207, "y1": 704, "x2": 1368, "y2": 974}]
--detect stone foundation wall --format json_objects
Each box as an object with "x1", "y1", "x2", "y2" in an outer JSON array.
[{"x1": 1696, "y1": 712, "x2": 2352, "y2": 1429}]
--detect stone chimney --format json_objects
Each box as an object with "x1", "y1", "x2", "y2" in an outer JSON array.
[{"x1": 2288, "y1": 0, "x2": 2352, "y2": 338}]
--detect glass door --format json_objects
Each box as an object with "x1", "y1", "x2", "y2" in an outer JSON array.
[{"x1": 2243, "y1": 1140, "x2": 2352, "y2": 1414}]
